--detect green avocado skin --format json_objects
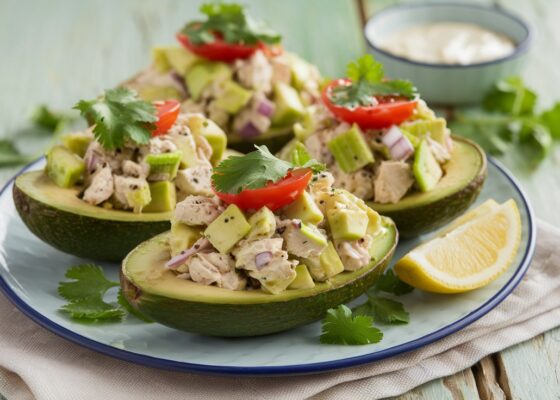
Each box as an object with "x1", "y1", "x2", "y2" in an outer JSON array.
[
  {"x1": 227, "y1": 131, "x2": 293, "y2": 154},
  {"x1": 369, "y1": 166, "x2": 487, "y2": 238},
  {"x1": 13, "y1": 184, "x2": 170, "y2": 261}
]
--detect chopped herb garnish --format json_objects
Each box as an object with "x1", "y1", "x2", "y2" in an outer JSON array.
[
  {"x1": 320, "y1": 305, "x2": 383, "y2": 345},
  {"x1": 181, "y1": 2, "x2": 281, "y2": 46}
]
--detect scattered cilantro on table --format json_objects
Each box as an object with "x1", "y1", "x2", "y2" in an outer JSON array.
[
  {"x1": 328, "y1": 55, "x2": 417, "y2": 109},
  {"x1": 451, "y1": 76, "x2": 560, "y2": 167},
  {"x1": 320, "y1": 270, "x2": 413, "y2": 345},
  {"x1": 0, "y1": 140, "x2": 32, "y2": 167},
  {"x1": 212, "y1": 145, "x2": 325, "y2": 194},
  {"x1": 74, "y1": 88, "x2": 157, "y2": 150},
  {"x1": 181, "y1": 2, "x2": 281, "y2": 46}
]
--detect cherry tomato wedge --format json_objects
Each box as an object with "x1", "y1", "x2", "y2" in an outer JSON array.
[
  {"x1": 322, "y1": 79, "x2": 418, "y2": 130},
  {"x1": 214, "y1": 169, "x2": 313, "y2": 211},
  {"x1": 152, "y1": 100, "x2": 180, "y2": 136},
  {"x1": 177, "y1": 33, "x2": 259, "y2": 62}
]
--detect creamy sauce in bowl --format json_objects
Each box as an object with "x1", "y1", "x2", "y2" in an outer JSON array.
[{"x1": 376, "y1": 22, "x2": 516, "y2": 65}]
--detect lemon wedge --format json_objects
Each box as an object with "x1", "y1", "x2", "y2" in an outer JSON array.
[{"x1": 394, "y1": 199, "x2": 521, "y2": 293}]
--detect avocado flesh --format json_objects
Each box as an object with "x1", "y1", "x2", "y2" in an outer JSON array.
[
  {"x1": 13, "y1": 171, "x2": 171, "y2": 261},
  {"x1": 368, "y1": 136, "x2": 487, "y2": 238},
  {"x1": 120, "y1": 218, "x2": 397, "y2": 337}
]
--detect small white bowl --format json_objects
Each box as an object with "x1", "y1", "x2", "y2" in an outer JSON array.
[{"x1": 364, "y1": 3, "x2": 532, "y2": 105}]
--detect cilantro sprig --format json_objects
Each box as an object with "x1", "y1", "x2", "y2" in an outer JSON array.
[
  {"x1": 58, "y1": 264, "x2": 152, "y2": 322},
  {"x1": 320, "y1": 270, "x2": 413, "y2": 345},
  {"x1": 451, "y1": 76, "x2": 560, "y2": 167},
  {"x1": 181, "y1": 2, "x2": 281, "y2": 46},
  {"x1": 74, "y1": 88, "x2": 157, "y2": 150},
  {"x1": 212, "y1": 145, "x2": 325, "y2": 194},
  {"x1": 328, "y1": 55, "x2": 418, "y2": 109}
]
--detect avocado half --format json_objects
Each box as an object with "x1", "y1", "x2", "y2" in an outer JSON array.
[
  {"x1": 227, "y1": 126, "x2": 294, "y2": 153},
  {"x1": 13, "y1": 171, "x2": 171, "y2": 261},
  {"x1": 120, "y1": 217, "x2": 397, "y2": 337},
  {"x1": 368, "y1": 136, "x2": 487, "y2": 238}
]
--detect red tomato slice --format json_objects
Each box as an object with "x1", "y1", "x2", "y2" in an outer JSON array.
[
  {"x1": 322, "y1": 79, "x2": 417, "y2": 130},
  {"x1": 177, "y1": 33, "x2": 259, "y2": 62},
  {"x1": 152, "y1": 100, "x2": 180, "y2": 136},
  {"x1": 214, "y1": 169, "x2": 313, "y2": 211}
]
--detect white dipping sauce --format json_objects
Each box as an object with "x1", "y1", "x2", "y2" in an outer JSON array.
[{"x1": 377, "y1": 22, "x2": 516, "y2": 65}]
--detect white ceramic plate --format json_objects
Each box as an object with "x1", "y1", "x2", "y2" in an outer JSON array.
[{"x1": 0, "y1": 157, "x2": 535, "y2": 376}]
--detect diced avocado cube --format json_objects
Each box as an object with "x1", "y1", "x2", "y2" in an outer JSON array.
[
  {"x1": 61, "y1": 133, "x2": 92, "y2": 157},
  {"x1": 327, "y1": 124, "x2": 374, "y2": 173},
  {"x1": 288, "y1": 264, "x2": 315, "y2": 289},
  {"x1": 247, "y1": 206, "x2": 276, "y2": 240},
  {"x1": 293, "y1": 105, "x2": 318, "y2": 142},
  {"x1": 300, "y1": 223, "x2": 328, "y2": 247},
  {"x1": 138, "y1": 86, "x2": 182, "y2": 102},
  {"x1": 271, "y1": 82, "x2": 305, "y2": 126},
  {"x1": 46, "y1": 145, "x2": 85, "y2": 188},
  {"x1": 327, "y1": 208, "x2": 369, "y2": 241},
  {"x1": 283, "y1": 191, "x2": 323, "y2": 225},
  {"x1": 260, "y1": 272, "x2": 297, "y2": 295},
  {"x1": 204, "y1": 205, "x2": 251, "y2": 253},
  {"x1": 145, "y1": 152, "x2": 182, "y2": 181},
  {"x1": 413, "y1": 139, "x2": 443, "y2": 192},
  {"x1": 170, "y1": 222, "x2": 202, "y2": 256},
  {"x1": 169, "y1": 135, "x2": 198, "y2": 169},
  {"x1": 185, "y1": 62, "x2": 232, "y2": 101},
  {"x1": 401, "y1": 118, "x2": 448, "y2": 145},
  {"x1": 186, "y1": 115, "x2": 227, "y2": 165},
  {"x1": 144, "y1": 181, "x2": 176, "y2": 213},
  {"x1": 400, "y1": 128, "x2": 421, "y2": 148},
  {"x1": 303, "y1": 241, "x2": 345, "y2": 282},
  {"x1": 126, "y1": 183, "x2": 152, "y2": 214},
  {"x1": 215, "y1": 80, "x2": 253, "y2": 114},
  {"x1": 286, "y1": 54, "x2": 313, "y2": 90},
  {"x1": 152, "y1": 46, "x2": 200, "y2": 76}
]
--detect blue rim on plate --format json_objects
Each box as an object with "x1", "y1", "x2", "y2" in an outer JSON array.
[
  {"x1": 0, "y1": 156, "x2": 536, "y2": 376},
  {"x1": 364, "y1": 2, "x2": 533, "y2": 69}
]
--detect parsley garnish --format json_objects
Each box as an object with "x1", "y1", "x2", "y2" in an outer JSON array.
[
  {"x1": 329, "y1": 55, "x2": 417, "y2": 109},
  {"x1": 320, "y1": 305, "x2": 383, "y2": 345},
  {"x1": 181, "y1": 2, "x2": 281, "y2": 46},
  {"x1": 74, "y1": 88, "x2": 157, "y2": 150},
  {"x1": 212, "y1": 145, "x2": 325, "y2": 194},
  {"x1": 451, "y1": 76, "x2": 560, "y2": 167}
]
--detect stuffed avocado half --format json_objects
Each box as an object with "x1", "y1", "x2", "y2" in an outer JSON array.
[
  {"x1": 14, "y1": 89, "x2": 229, "y2": 261},
  {"x1": 279, "y1": 55, "x2": 487, "y2": 237},
  {"x1": 124, "y1": 2, "x2": 322, "y2": 153},
  {"x1": 121, "y1": 146, "x2": 398, "y2": 337}
]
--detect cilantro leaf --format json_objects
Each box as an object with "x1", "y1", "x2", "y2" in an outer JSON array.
[
  {"x1": 372, "y1": 269, "x2": 414, "y2": 296},
  {"x1": 541, "y1": 102, "x2": 560, "y2": 139},
  {"x1": 58, "y1": 264, "x2": 124, "y2": 322},
  {"x1": 328, "y1": 55, "x2": 417, "y2": 109},
  {"x1": 73, "y1": 88, "x2": 157, "y2": 150},
  {"x1": 483, "y1": 76, "x2": 537, "y2": 116},
  {"x1": 181, "y1": 2, "x2": 281, "y2": 46},
  {"x1": 0, "y1": 140, "x2": 32, "y2": 167},
  {"x1": 320, "y1": 305, "x2": 383, "y2": 345},
  {"x1": 290, "y1": 142, "x2": 327, "y2": 174},
  {"x1": 353, "y1": 296, "x2": 410, "y2": 325},
  {"x1": 30, "y1": 105, "x2": 75, "y2": 132}
]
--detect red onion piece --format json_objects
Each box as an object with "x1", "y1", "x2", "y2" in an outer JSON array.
[
  {"x1": 382, "y1": 126, "x2": 414, "y2": 161},
  {"x1": 256, "y1": 97, "x2": 276, "y2": 117},
  {"x1": 238, "y1": 121, "x2": 262, "y2": 138},
  {"x1": 165, "y1": 238, "x2": 211, "y2": 269},
  {"x1": 255, "y1": 251, "x2": 273, "y2": 269},
  {"x1": 86, "y1": 153, "x2": 99, "y2": 173}
]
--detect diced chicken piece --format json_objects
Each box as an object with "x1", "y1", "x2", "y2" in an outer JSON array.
[
  {"x1": 84, "y1": 141, "x2": 132, "y2": 173},
  {"x1": 248, "y1": 255, "x2": 297, "y2": 284},
  {"x1": 309, "y1": 171, "x2": 335, "y2": 197},
  {"x1": 331, "y1": 166, "x2": 374, "y2": 201},
  {"x1": 220, "y1": 270, "x2": 247, "y2": 291},
  {"x1": 271, "y1": 58, "x2": 292, "y2": 84},
  {"x1": 336, "y1": 235, "x2": 372, "y2": 271},
  {"x1": 173, "y1": 195, "x2": 223, "y2": 226},
  {"x1": 193, "y1": 134, "x2": 213, "y2": 164},
  {"x1": 207, "y1": 100, "x2": 229, "y2": 128},
  {"x1": 304, "y1": 133, "x2": 333, "y2": 165},
  {"x1": 236, "y1": 50, "x2": 273, "y2": 93},
  {"x1": 428, "y1": 137, "x2": 451, "y2": 164},
  {"x1": 175, "y1": 165, "x2": 213, "y2": 196},
  {"x1": 374, "y1": 161, "x2": 414, "y2": 204},
  {"x1": 148, "y1": 137, "x2": 177, "y2": 154},
  {"x1": 82, "y1": 165, "x2": 114, "y2": 206},
  {"x1": 181, "y1": 99, "x2": 206, "y2": 114},
  {"x1": 282, "y1": 220, "x2": 327, "y2": 258},
  {"x1": 196, "y1": 252, "x2": 234, "y2": 273},
  {"x1": 113, "y1": 175, "x2": 150, "y2": 212},
  {"x1": 232, "y1": 108, "x2": 272, "y2": 135},
  {"x1": 122, "y1": 160, "x2": 149, "y2": 179},
  {"x1": 188, "y1": 254, "x2": 222, "y2": 286},
  {"x1": 167, "y1": 114, "x2": 193, "y2": 137},
  {"x1": 233, "y1": 238, "x2": 284, "y2": 271}
]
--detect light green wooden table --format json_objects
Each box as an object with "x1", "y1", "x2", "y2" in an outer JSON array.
[{"x1": 0, "y1": 0, "x2": 558, "y2": 398}]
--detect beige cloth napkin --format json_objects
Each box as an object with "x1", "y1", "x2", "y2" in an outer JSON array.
[{"x1": 1, "y1": 220, "x2": 559, "y2": 400}]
